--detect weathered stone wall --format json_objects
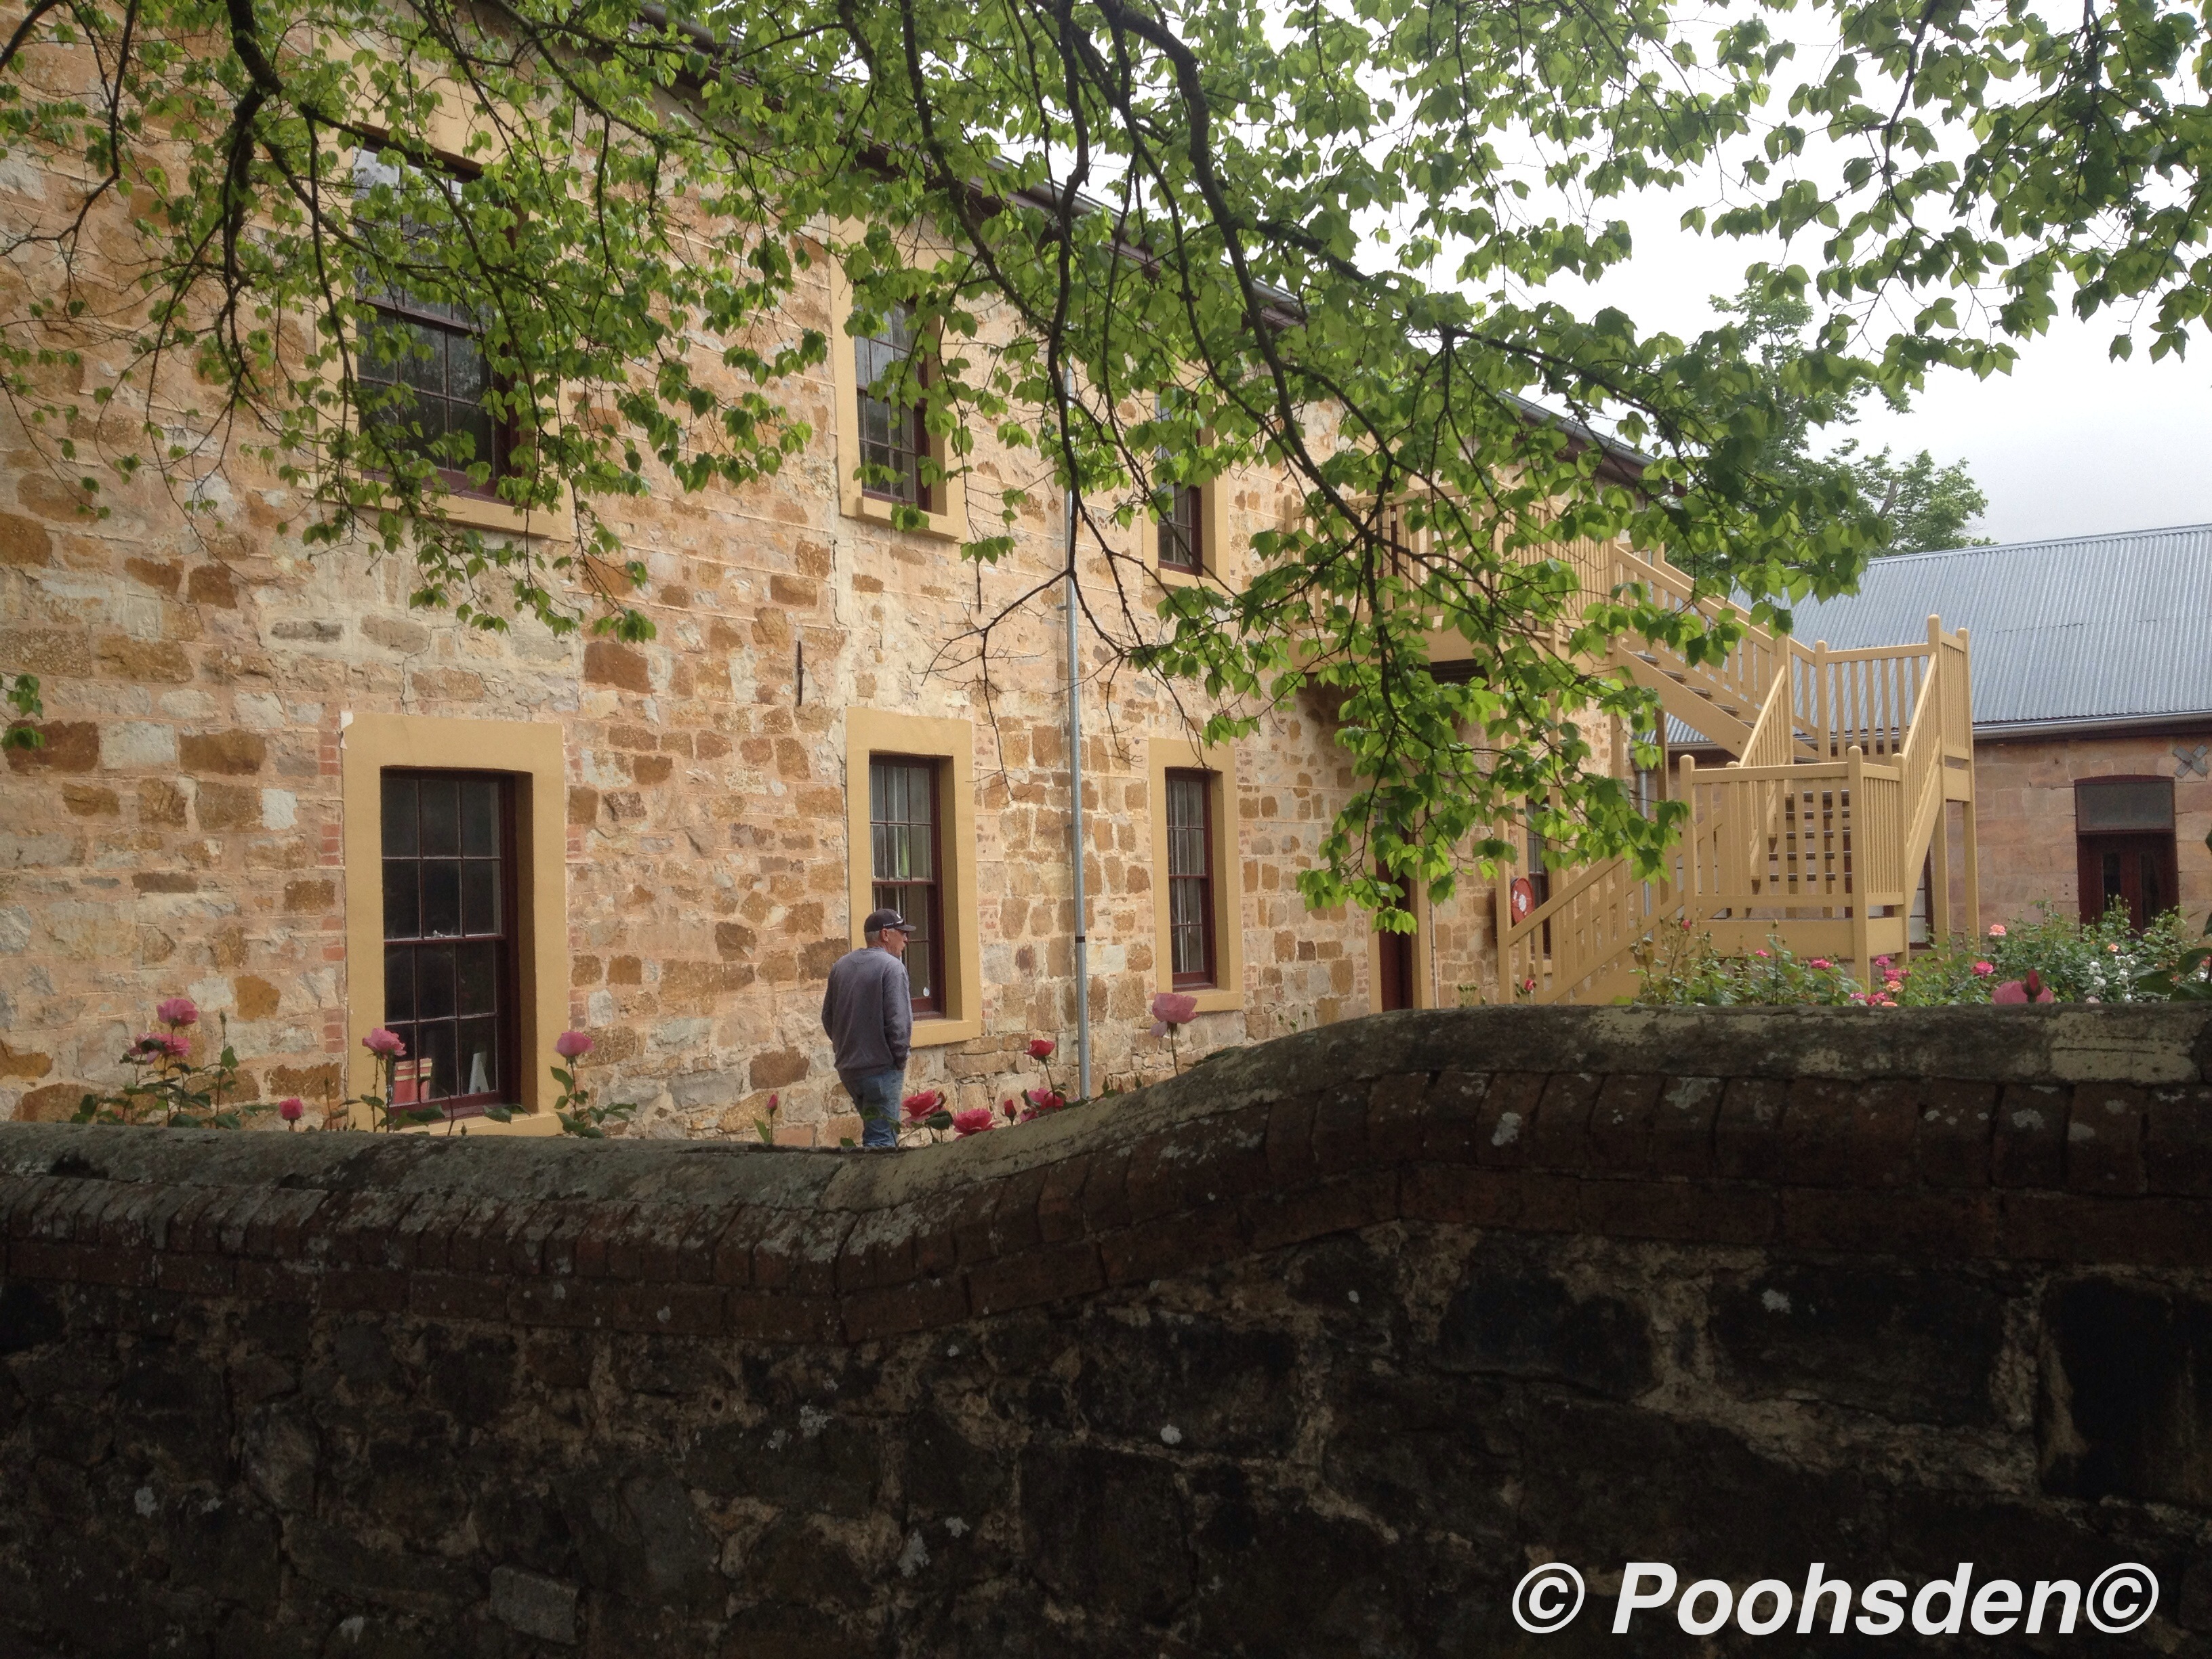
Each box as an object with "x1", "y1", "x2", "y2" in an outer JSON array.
[
  {"x1": 3, "y1": 1005, "x2": 2211, "y2": 1655},
  {"x1": 0, "y1": 180, "x2": 1508, "y2": 1139}
]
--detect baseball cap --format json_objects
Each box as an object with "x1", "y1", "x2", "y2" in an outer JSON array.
[{"x1": 863, "y1": 907, "x2": 910, "y2": 934}]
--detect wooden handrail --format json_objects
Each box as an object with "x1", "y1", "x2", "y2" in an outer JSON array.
[
  {"x1": 1497, "y1": 619, "x2": 1967, "y2": 1003},
  {"x1": 1336, "y1": 504, "x2": 1979, "y2": 1000}
]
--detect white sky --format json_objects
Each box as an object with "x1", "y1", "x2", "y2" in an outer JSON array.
[
  {"x1": 1452, "y1": 3, "x2": 2212, "y2": 550},
  {"x1": 1563, "y1": 191, "x2": 2212, "y2": 545}
]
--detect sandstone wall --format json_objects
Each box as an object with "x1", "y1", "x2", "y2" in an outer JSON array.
[
  {"x1": 1971, "y1": 726, "x2": 2212, "y2": 933},
  {"x1": 0, "y1": 207, "x2": 1507, "y2": 1140},
  {"x1": 2, "y1": 1005, "x2": 2209, "y2": 1655}
]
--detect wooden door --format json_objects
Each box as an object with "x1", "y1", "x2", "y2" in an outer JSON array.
[
  {"x1": 1377, "y1": 874, "x2": 1416, "y2": 1011},
  {"x1": 2076, "y1": 832, "x2": 2179, "y2": 930}
]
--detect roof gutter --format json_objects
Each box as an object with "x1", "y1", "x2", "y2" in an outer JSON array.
[{"x1": 1971, "y1": 712, "x2": 2212, "y2": 741}]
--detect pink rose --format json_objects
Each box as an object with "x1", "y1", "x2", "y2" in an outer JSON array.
[
  {"x1": 1753, "y1": 949, "x2": 1769, "y2": 959},
  {"x1": 363, "y1": 1027, "x2": 407, "y2": 1057},
  {"x1": 1987, "y1": 924, "x2": 2007, "y2": 938},
  {"x1": 1872, "y1": 956, "x2": 1890, "y2": 968},
  {"x1": 901, "y1": 1089, "x2": 943, "y2": 1121},
  {"x1": 1972, "y1": 961, "x2": 1994, "y2": 975},
  {"x1": 1027, "y1": 1038, "x2": 1056, "y2": 1061},
  {"x1": 554, "y1": 1030, "x2": 594, "y2": 1059},
  {"x1": 1149, "y1": 991, "x2": 1199, "y2": 1037},
  {"x1": 1992, "y1": 973, "x2": 2053, "y2": 1005},
  {"x1": 156, "y1": 996, "x2": 199, "y2": 1027},
  {"x1": 1808, "y1": 958, "x2": 1832, "y2": 970},
  {"x1": 278, "y1": 1097, "x2": 304, "y2": 1122},
  {"x1": 950, "y1": 1107, "x2": 994, "y2": 1136}
]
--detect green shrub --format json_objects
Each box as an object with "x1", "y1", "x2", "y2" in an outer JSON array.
[{"x1": 1633, "y1": 903, "x2": 2201, "y2": 1006}]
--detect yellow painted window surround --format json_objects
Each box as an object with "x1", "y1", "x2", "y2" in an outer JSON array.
[
  {"x1": 1149, "y1": 476, "x2": 1232, "y2": 590},
  {"x1": 1147, "y1": 734, "x2": 1244, "y2": 1013},
  {"x1": 348, "y1": 141, "x2": 562, "y2": 543},
  {"x1": 325, "y1": 39, "x2": 564, "y2": 544},
  {"x1": 340, "y1": 713, "x2": 568, "y2": 1133},
  {"x1": 827, "y1": 263, "x2": 970, "y2": 543},
  {"x1": 844, "y1": 709, "x2": 984, "y2": 1047}
]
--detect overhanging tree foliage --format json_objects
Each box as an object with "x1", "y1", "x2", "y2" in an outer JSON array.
[
  {"x1": 1, "y1": 0, "x2": 2206, "y2": 922},
  {"x1": 1711, "y1": 281, "x2": 1994, "y2": 555}
]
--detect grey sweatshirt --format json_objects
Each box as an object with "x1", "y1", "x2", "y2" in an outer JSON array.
[{"x1": 820, "y1": 946, "x2": 913, "y2": 1083}]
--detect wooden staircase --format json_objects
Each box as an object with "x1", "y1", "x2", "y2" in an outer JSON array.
[{"x1": 1488, "y1": 540, "x2": 1979, "y2": 1004}]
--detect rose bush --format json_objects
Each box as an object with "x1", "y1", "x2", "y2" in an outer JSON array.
[{"x1": 1635, "y1": 905, "x2": 2202, "y2": 1006}]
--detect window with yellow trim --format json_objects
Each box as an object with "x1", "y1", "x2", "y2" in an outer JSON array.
[
  {"x1": 828, "y1": 264, "x2": 968, "y2": 540},
  {"x1": 844, "y1": 710, "x2": 983, "y2": 1045},
  {"x1": 341, "y1": 714, "x2": 568, "y2": 1132},
  {"x1": 1147, "y1": 736, "x2": 1244, "y2": 1011}
]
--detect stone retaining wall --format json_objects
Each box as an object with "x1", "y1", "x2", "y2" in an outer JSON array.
[{"x1": 3, "y1": 1005, "x2": 2211, "y2": 1655}]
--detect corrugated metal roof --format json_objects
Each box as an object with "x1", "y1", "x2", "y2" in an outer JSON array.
[{"x1": 1666, "y1": 522, "x2": 2212, "y2": 746}]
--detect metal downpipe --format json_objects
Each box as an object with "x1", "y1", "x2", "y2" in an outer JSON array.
[{"x1": 1064, "y1": 444, "x2": 1093, "y2": 1100}]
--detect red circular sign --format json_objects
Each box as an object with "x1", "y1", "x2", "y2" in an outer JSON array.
[{"x1": 1509, "y1": 876, "x2": 1536, "y2": 923}]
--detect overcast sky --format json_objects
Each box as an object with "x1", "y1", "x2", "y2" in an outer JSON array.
[
  {"x1": 1486, "y1": 34, "x2": 2212, "y2": 550},
  {"x1": 1566, "y1": 194, "x2": 2212, "y2": 546}
]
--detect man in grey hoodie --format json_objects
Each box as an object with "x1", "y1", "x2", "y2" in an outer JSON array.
[{"x1": 820, "y1": 908, "x2": 914, "y2": 1148}]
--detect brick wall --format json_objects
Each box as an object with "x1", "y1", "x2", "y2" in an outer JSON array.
[
  {"x1": 3, "y1": 1005, "x2": 2210, "y2": 1652},
  {"x1": 1971, "y1": 725, "x2": 2212, "y2": 932}
]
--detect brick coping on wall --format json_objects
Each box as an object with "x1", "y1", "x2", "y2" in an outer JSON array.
[{"x1": 3, "y1": 1006, "x2": 2209, "y2": 1345}]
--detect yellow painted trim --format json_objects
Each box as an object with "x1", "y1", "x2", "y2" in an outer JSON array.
[
  {"x1": 340, "y1": 713, "x2": 568, "y2": 1126},
  {"x1": 1147, "y1": 735, "x2": 1244, "y2": 1012},
  {"x1": 843, "y1": 709, "x2": 983, "y2": 1046},
  {"x1": 337, "y1": 127, "x2": 573, "y2": 542},
  {"x1": 371, "y1": 488, "x2": 562, "y2": 539},
  {"x1": 1364, "y1": 878, "x2": 1435, "y2": 1011},
  {"x1": 827, "y1": 262, "x2": 970, "y2": 543},
  {"x1": 396, "y1": 1109, "x2": 565, "y2": 1137},
  {"x1": 1148, "y1": 474, "x2": 1235, "y2": 590}
]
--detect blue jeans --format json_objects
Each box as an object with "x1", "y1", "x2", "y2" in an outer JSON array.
[{"x1": 844, "y1": 1067, "x2": 903, "y2": 1149}]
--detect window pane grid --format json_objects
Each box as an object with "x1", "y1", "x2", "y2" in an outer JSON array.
[
  {"x1": 857, "y1": 307, "x2": 930, "y2": 510},
  {"x1": 1160, "y1": 484, "x2": 1203, "y2": 572},
  {"x1": 870, "y1": 756, "x2": 945, "y2": 1015},
  {"x1": 381, "y1": 772, "x2": 515, "y2": 1111},
  {"x1": 1166, "y1": 769, "x2": 1216, "y2": 987},
  {"x1": 354, "y1": 155, "x2": 508, "y2": 497}
]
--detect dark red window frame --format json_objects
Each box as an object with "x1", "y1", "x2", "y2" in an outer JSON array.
[
  {"x1": 869, "y1": 754, "x2": 947, "y2": 1017},
  {"x1": 1166, "y1": 767, "x2": 1217, "y2": 988},
  {"x1": 2074, "y1": 775, "x2": 2179, "y2": 930},
  {"x1": 857, "y1": 306, "x2": 933, "y2": 512},
  {"x1": 380, "y1": 770, "x2": 520, "y2": 1118},
  {"x1": 1160, "y1": 483, "x2": 1204, "y2": 574},
  {"x1": 1376, "y1": 871, "x2": 1416, "y2": 1011},
  {"x1": 355, "y1": 157, "x2": 518, "y2": 501}
]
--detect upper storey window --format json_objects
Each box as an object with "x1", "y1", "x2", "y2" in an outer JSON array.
[
  {"x1": 855, "y1": 305, "x2": 930, "y2": 511},
  {"x1": 1160, "y1": 484, "x2": 1204, "y2": 575},
  {"x1": 354, "y1": 155, "x2": 513, "y2": 499}
]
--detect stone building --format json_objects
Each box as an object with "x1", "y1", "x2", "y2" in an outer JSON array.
[{"x1": 0, "y1": 211, "x2": 1534, "y2": 1141}]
